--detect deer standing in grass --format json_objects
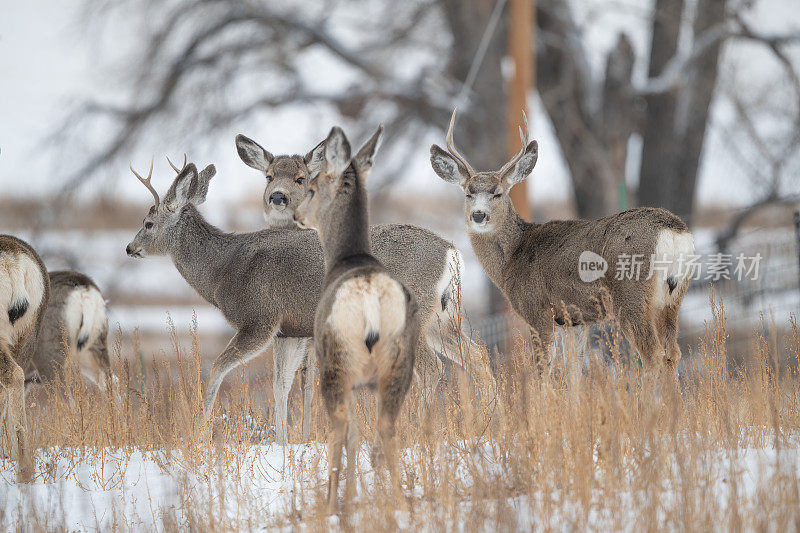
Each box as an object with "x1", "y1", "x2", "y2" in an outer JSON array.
[
  {"x1": 30, "y1": 271, "x2": 112, "y2": 392},
  {"x1": 430, "y1": 111, "x2": 694, "y2": 375},
  {"x1": 294, "y1": 125, "x2": 416, "y2": 512},
  {"x1": 0, "y1": 235, "x2": 49, "y2": 482},
  {"x1": 125, "y1": 153, "x2": 490, "y2": 445},
  {"x1": 235, "y1": 133, "x2": 498, "y2": 425}
]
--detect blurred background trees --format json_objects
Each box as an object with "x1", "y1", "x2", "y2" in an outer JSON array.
[{"x1": 60, "y1": 0, "x2": 800, "y2": 224}]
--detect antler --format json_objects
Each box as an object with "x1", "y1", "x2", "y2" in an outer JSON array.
[
  {"x1": 166, "y1": 153, "x2": 187, "y2": 173},
  {"x1": 445, "y1": 109, "x2": 476, "y2": 176},
  {"x1": 130, "y1": 156, "x2": 160, "y2": 208},
  {"x1": 497, "y1": 111, "x2": 530, "y2": 176}
]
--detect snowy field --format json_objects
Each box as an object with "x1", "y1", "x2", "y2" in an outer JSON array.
[
  {"x1": 3, "y1": 440, "x2": 799, "y2": 530},
  {"x1": 2, "y1": 305, "x2": 799, "y2": 531}
]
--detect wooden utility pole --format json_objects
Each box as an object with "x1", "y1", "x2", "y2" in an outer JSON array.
[{"x1": 506, "y1": 0, "x2": 534, "y2": 221}]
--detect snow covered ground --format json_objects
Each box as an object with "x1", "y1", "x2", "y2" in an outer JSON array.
[{"x1": 2, "y1": 440, "x2": 798, "y2": 530}]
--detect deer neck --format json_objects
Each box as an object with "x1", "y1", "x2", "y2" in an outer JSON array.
[
  {"x1": 169, "y1": 205, "x2": 232, "y2": 305},
  {"x1": 318, "y1": 177, "x2": 372, "y2": 269},
  {"x1": 469, "y1": 207, "x2": 529, "y2": 290}
]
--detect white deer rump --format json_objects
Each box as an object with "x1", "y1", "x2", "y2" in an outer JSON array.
[
  {"x1": 652, "y1": 229, "x2": 695, "y2": 308},
  {"x1": 327, "y1": 272, "x2": 407, "y2": 381},
  {"x1": 62, "y1": 286, "x2": 107, "y2": 354},
  {"x1": 0, "y1": 252, "x2": 45, "y2": 349}
]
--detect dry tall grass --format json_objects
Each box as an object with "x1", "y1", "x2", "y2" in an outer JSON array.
[{"x1": 2, "y1": 296, "x2": 800, "y2": 531}]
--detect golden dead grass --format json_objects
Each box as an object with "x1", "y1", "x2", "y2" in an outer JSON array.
[{"x1": 2, "y1": 296, "x2": 800, "y2": 531}]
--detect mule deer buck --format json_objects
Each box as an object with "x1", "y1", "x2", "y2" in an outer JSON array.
[
  {"x1": 125, "y1": 154, "x2": 491, "y2": 444},
  {"x1": 430, "y1": 110, "x2": 694, "y2": 375},
  {"x1": 294, "y1": 125, "x2": 417, "y2": 511},
  {"x1": 0, "y1": 235, "x2": 49, "y2": 482},
  {"x1": 236, "y1": 133, "x2": 497, "y2": 412},
  {"x1": 29, "y1": 271, "x2": 112, "y2": 392}
]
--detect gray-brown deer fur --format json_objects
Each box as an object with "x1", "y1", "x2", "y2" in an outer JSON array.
[
  {"x1": 30, "y1": 271, "x2": 112, "y2": 392},
  {"x1": 0, "y1": 235, "x2": 49, "y2": 482},
  {"x1": 125, "y1": 154, "x2": 489, "y2": 445},
  {"x1": 430, "y1": 110, "x2": 695, "y2": 374},
  {"x1": 295, "y1": 125, "x2": 417, "y2": 511},
  {"x1": 236, "y1": 133, "x2": 497, "y2": 415}
]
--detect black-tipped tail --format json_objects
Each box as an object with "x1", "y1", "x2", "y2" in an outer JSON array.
[
  {"x1": 365, "y1": 330, "x2": 379, "y2": 353},
  {"x1": 77, "y1": 334, "x2": 89, "y2": 350},
  {"x1": 8, "y1": 299, "x2": 28, "y2": 324},
  {"x1": 667, "y1": 276, "x2": 678, "y2": 294},
  {"x1": 441, "y1": 290, "x2": 451, "y2": 312}
]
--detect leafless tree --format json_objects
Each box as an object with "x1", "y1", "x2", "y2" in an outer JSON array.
[
  {"x1": 538, "y1": 0, "x2": 800, "y2": 221},
  {"x1": 59, "y1": 0, "x2": 799, "y2": 223},
  {"x1": 56, "y1": 0, "x2": 454, "y2": 194},
  {"x1": 715, "y1": 65, "x2": 800, "y2": 251}
]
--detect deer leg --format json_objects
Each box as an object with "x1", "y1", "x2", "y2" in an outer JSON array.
[
  {"x1": 90, "y1": 325, "x2": 117, "y2": 396},
  {"x1": 527, "y1": 317, "x2": 554, "y2": 377},
  {"x1": 376, "y1": 342, "x2": 413, "y2": 507},
  {"x1": 272, "y1": 337, "x2": 308, "y2": 445},
  {"x1": 1, "y1": 351, "x2": 33, "y2": 482},
  {"x1": 621, "y1": 311, "x2": 664, "y2": 377},
  {"x1": 344, "y1": 395, "x2": 359, "y2": 508},
  {"x1": 426, "y1": 315, "x2": 499, "y2": 410},
  {"x1": 376, "y1": 386, "x2": 404, "y2": 506},
  {"x1": 204, "y1": 323, "x2": 276, "y2": 420},
  {"x1": 413, "y1": 335, "x2": 443, "y2": 399},
  {"x1": 326, "y1": 400, "x2": 349, "y2": 514},
  {"x1": 300, "y1": 339, "x2": 316, "y2": 441},
  {"x1": 660, "y1": 304, "x2": 682, "y2": 377},
  {"x1": 319, "y1": 332, "x2": 352, "y2": 514}
]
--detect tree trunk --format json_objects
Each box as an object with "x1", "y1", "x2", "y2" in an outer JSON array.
[
  {"x1": 442, "y1": 0, "x2": 509, "y2": 319},
  {"x1": 673, "y1": 0, "x2": 728, "y2": 223},
  {"x1": 601, "y1": 34, "x2": 635, "y2": 210},
  {"x1": 536, "y1": 2, "x2": 618, "y2": 219},
  {"x1": 441, "y1": 0, "x2": 508, "y2": 171},
  {"x1": 638, "y1": 0, "x2": 685, "y2": 212}
]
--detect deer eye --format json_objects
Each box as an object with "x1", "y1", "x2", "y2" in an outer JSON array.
[
  {"x1": 466, "y1": 193, "x2": 473, "y2": 199},
  {"x1": 144, "y1": 221, "x2": 154, "y2": 229},
  {"x1": 296, "y1": 177, "x2": 305, "y2": 184},
  {"x1": 493, "y1": 194, "x2": 502, "y2": 199},
  {"x1": 266, "y1": 175, "x2": 274, "y2": 183}
]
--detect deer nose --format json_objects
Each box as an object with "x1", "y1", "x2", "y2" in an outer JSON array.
[
  {"x1": 125, "y1": 244, "x2": 133, "y2": 255},
  {"x1": 472, "y1": 211, "x2": 487, "y2": 223},
  {"x1": 269, "y1": 192, "x2": 287, "y2": 206}
]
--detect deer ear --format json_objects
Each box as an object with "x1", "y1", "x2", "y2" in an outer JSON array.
[
  {"x1": 236, "y1": 134, "x2": 274, "y2": 171},
  {"x1": 504, "y1": 141, "x2": 538, "y2": 186},
  {"x1": 430, "y1": 145, "x2": 466, "y2": 185},
  {"x1": 304, "y1": 139, "x2": 326, "y2": 177},
  {"x1": 324, "y1": 127, "x2": 351, "y2": 176},
  {"x1": 354, "y1": 126, "x2": 383, "y2": 180},
  {"x1": 192, "y1": 164, "x2": 216, "y2": 205},
  {"x1": 165, "y1": 163, "x2": 208, "y2": 210}
]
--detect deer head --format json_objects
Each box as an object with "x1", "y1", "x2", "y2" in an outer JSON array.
[
  {"x1": 293, "y1": 126, "x2": 382, "y2": 231},
  {"x1": 235, "y1": 134, "x2": 326, "y2": 228},
  {"x1": 126, "y1": 157, "x2": 216, "y2": 257},
  {"x1": 430, "y1": 109, "x2": 538, "y2": 234}
]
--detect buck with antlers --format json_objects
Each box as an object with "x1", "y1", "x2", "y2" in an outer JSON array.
[
  {"x1": 430, "y1": 110, "x2": 694, "y2": 375},
  {"x1": 0, "y1": 235, "x2": 49, "y2": 482},
  {"x1": 125, "y1": 151, "x2": 492, "y2": 444}
]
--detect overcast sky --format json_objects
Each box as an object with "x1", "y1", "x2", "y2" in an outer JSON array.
[{"x1": 1, "y1": 0, "x2": 798, "y2": 211}]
